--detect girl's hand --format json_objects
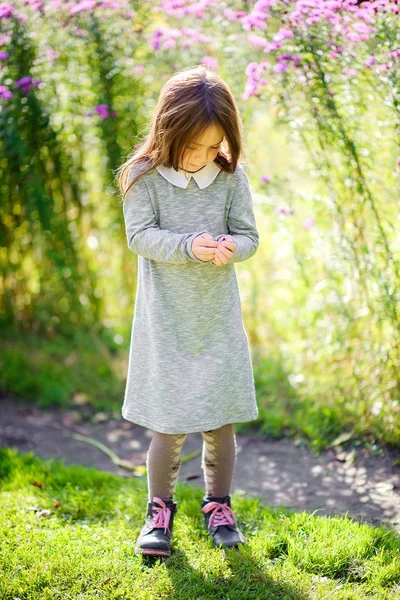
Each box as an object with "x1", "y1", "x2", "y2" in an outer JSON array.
[
  {"x1": 212, "y1": 235, "x2": 236, "y2": 266},
  {"x1": 192, "y1": 232, "x2": 219, "y2": 262}
]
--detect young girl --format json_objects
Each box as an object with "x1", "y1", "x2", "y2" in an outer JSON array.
[{"x1": 116, "y1": 65, "x2": 260, "y2": 557}]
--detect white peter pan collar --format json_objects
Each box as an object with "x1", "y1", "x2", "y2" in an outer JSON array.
[{"x1": 155, "y1": 160, "x2": 221, "y2": 189}]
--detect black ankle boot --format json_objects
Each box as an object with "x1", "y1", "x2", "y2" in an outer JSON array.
[
  {"x1": 201, "y1": 494, "x2": 246, "y2": 549},
  {"x1": 135, "y1": 496, "x2": 178, "y2": 557}
]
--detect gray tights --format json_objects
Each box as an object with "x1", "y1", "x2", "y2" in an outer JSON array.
[{"x1": 146, "y1": 424, "x2": 237, "y2": 502}]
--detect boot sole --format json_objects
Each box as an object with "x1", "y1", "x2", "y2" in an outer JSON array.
[
  {"x1": 135, "y1": 547, "x2": 171, "y2": 556},
  {"x1": 215, "y1": 541, "x2": 244, "y2": 549}
]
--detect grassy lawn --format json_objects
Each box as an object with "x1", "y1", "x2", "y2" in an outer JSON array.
[{"x1": 1, "y1": 447, "x2": 399, "y2": 599}]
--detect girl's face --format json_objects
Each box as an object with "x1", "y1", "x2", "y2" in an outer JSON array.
[{"x1": 179, "y1": 124, "x2": 225, "y2": 171}]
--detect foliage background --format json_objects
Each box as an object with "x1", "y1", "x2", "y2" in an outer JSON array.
[{"x1": 1, "y1": 0, "x2": 400, "y2": 452}]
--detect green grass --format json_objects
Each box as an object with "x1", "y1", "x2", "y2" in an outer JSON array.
[
  {"x1": 0, "y1": 328, "x2": 123, "y2": 412},
  {"x1": 1, "y1": 448, "x2": 399, "y2": 599}
]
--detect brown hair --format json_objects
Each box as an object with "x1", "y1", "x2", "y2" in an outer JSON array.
[{"x1": 115, "y1": 64, "x2": 248, "y2": 201}]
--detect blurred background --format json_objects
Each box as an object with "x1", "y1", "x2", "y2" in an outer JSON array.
[{"x1": 1, "y1": 0, "x2": 399, "y2": 453}]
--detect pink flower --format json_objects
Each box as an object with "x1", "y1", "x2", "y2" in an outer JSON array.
[
  {"x1": 303, "y1": 218, "x2": 314, "y2": 229},
  {"x1": 274, "y1": 61, "x2": 288, "y2": 73},
  {"x1": 388, "y1": 49, "x2": 400, "y2": 60},
  {"x1": 343, "y1": 67, "x2": 357, "y2": 77},
  {"x1": 14, "y1": 76, "x2": 40, "y2": 93},
  {"x1": 201, "y1": 56, "x2": 218, "y2": 71},
  {"x1": 92, "y1": 104, "x2": 117, "y2": 119},
  {"x1": 247, "y1": 33, "x2": 268, "y2": 48},
  {"x1": 224, "y1": 8, "x2": 246, "y2": 22},
  {"x1": 276, "y1": 208, "x2": 294, "y2": 216},
  {"x1": 163, "y1": 39, "x2": 176, "y2": 49},
  {"x1": 0, "y1": 85, "x2": 12, "y2": 99},
  {"x1": 70, "y1": 1, "x2": 96, "y2": 16},
  {"x1": 273, "y1": 28, "x2": 293, "y2": 42},
  {"x1": 15, "y1": 76, "x2": 32, "y2": 88},
  {"x1": 0, "y1": 4, "x2": 15, "y2": 19}
]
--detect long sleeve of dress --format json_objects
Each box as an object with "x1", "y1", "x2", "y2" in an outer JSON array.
[
  {"x1": 224, "y1": 164, "x2": 259, "y2": 263},
  {"x1": 123, "y1": 172, "x2": 209, "y2": 265}
]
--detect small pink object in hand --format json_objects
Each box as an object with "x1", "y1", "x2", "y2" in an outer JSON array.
[{"x1": 212, "y1": 234, "x2": 235, "y2": 265}]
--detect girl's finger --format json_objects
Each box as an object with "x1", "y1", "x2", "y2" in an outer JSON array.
[
  {"x1": 213, "y1": 250, "x2": 222, "y2": 266},
  {"x1": 218, "y1": 240, "x2": 235, "y2": 251},
  {"x1": 214, "y1": 251, "x2": 226, "y2": 266},
  {"x1": 217, "y1": 245, "x2": 233, "y2": 259}
]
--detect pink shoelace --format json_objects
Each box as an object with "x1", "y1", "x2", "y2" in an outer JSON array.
[
  {"x1": 149, "y1": 497, "x2": 172, "y2": 534},
  {"x1": 202, "y1": 501, "x2": 237, "y2": 531}
]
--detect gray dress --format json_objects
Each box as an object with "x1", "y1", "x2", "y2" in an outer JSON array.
[{"x1": 121, "y1": 158, "x2": 259, "y2": 434}]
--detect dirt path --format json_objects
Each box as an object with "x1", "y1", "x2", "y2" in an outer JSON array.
[{"x1": 1, "y1": 395, "x2": 399, "y2": 535}]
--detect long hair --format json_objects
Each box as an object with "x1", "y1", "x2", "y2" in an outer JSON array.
[{"x1": 115, "y1": 64, "x2": 248, "y2": 201}]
